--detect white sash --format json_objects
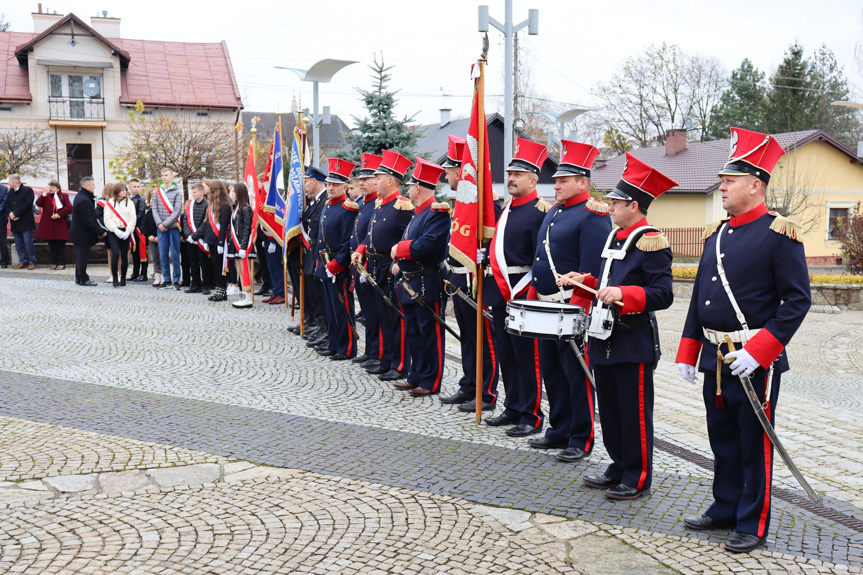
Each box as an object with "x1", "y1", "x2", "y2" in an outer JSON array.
[
  {"x1": 186, "y1": 200, "x2": 210, "y2": 253},
  {"x1": 493, "y1": 201, "x2": 532, "y2": 299}
]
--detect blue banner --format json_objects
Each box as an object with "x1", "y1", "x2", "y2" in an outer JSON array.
[{"x1": 284, "y1": 131, "x2": 304, "y2": 249}]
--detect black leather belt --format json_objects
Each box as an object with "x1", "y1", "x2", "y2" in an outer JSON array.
[{"x1": 402, "y1": 266, "x2": 439, "y2": 280}]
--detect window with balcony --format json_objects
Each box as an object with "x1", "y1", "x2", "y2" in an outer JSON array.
[{"x1": 48, "y1": 73, "x2": 105, "y2": 122}]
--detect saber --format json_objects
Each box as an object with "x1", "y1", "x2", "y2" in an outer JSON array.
[
  {"x1": 720, "y1": 336, "x2": 822, "y2": 505},
  {"x1": 567, "y1": 339, "x2": 596, "y2": 391},
  {"x1": 398, "y1": 278, "x2": 461, "y2": 342},
  {"x1": 443, "y1": 279, "x2": 493, "y2": 321},
  {"x1": 333, "y1": 283, "x2": 357, "y2": 334},
  {"x1": 353, "y1": 260, "x2": 405, "y2": 321}
]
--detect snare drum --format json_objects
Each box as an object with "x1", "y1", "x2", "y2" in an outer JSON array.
[{"x1": 505, "y1": 300, "x2": 586, "y2": 340}]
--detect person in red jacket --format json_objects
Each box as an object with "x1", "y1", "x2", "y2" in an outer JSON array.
[{"x1": 35, "y1": 180, "x2": 73, "y2": 270}]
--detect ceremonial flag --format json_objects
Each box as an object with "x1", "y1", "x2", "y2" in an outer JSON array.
[
  {"x1": 449, "y1": 62, "x2": 496, "y2": 274},
  {"x1": 243, "y1": 141, "x2": 260, "y2": 250},
  {"x1": 260, "y1": 122, "x2": 286, "y2": 244},
  {"x1": 284, "y1": 127, "x2": 306, "y2": 254}
]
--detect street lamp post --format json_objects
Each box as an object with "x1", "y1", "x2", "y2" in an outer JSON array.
[
  {"x1": 478, "y1": 2, "x2": 538, "y2": 164},
  {"x1": 275, "y1": 59, "x2": 357, "y2": 167},
  {"x1": 527, "y1": 108, "x2": 590, "y2": 156}
]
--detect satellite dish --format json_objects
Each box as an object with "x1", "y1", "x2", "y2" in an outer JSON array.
[
  {"x1": 683, "y1": 117, "x2": 693, "y2": 129},
  {"x1": 83, "y1": 78, "x2": 100, "y2": 98}
]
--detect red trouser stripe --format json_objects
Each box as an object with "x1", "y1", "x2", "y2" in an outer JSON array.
[
  {"x1": 484, "y1": 316, "x2": 497, "y2": 401},
  {"x1": 583, "y1": 342, "x2": 594, "y2": 452},
  {"x1": 636, "y1": 363, "x2": 648, "y2": 490},
  {"x1": 378, "y1": 327, "x2": 383, "y2": 358},
  {"x1": 530, "y1": 338, "x2": 542, "y2": 427},
  {"x1": 343, "y1": 282, "x2": 354, "y2": 356},
  {"x1": 757, "y1": 374, "x2": 773, "y2": 537},
  {"x1": 432, "y1": 302, "x2": 443, "y2": 392}
]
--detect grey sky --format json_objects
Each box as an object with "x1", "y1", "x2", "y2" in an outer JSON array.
[{"x1": 5, "y1": 0, "x2": 862, "y2": 140}]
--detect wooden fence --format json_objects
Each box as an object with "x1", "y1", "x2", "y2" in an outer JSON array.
[{"x1": 664, "y1": 227, "x2": 704, "y2": 258}]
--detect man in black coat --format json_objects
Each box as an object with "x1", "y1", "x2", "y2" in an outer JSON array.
[
  {"x1": 5, "y1": 175, "x2": 37, "y2": 269},
  {"x1": 68, "y1": 177, "x2": 104, "y2": 286},
  {"x1": 0, "y1": 182, "x2": 9, "y2": 268},
  {"x1": 301, "y1": 166, "x2": 328, "y2": 345}
]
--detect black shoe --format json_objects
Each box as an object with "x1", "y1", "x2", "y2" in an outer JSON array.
[
  {"x1": 119, "y1": 278, "x2": 126, "y2": 287},
  {"x1": 307, "y1": 338, "x2": 325, "y2": 348},
  {"x1": 379, "y1": 369, "x2": 407, "y2": 381},
  {"x1": 132, "y1": 275, "x2": 147, "y2": 282},
  {"x1": 485, "y1": 412, "x2": 519, "y2": 427},
  {"x1": 506, "y1": 423, "x2": 542, "y2": 437},
  {"x1": 78, "y1": 280, "x2": 98, "y2": 287},
  {"x1": 361, "y1": 358, "x2": 380, "y2": 368},
  {"x1": 583, "y1": 473, "x2": 620, "y2": 489},
  {"x1": 113, "y1": 279, "x2": 120, "y2": 288},
  {"x1": 173, "y1": 284, "x2": 182, "y2": 290},
  {"x1": 605, "y1": 484, "x2": 649, "y2": 500},
  {"x1": 527, "y1": 436, "x2": 568, "y2": 450},
  {"x1": 185, "y1": 286, "x2": 202, "y2": 294},
  {"x1": 330, "y1": 354, "x2": 350, "y2": 361},
  {"x1": 254, "y1": 286, "x2": 271, "y2": 296},
  {"x1": 458, "y1": 399, "x2": 496, "y2": 412},
  {"x1": 201, "y1": 288, "x2": 211, "y2": 295},
  {"x1": 439, "y1": 390, "x2": 473, "y2": 405},
  {"x1": 724, "y1": 532, "x2": 764, "y2": 553},
  {"x1": 314, "y1": 342, "x2": 330, "y2": 351},
  {"x1": 288, "y1": 325, "x2": 301, "y2": 335},
  {"x1": 318, "y1": 349, "x2": 336, "y2": 357},
  {"x1": 683, "y1": 514, "x2": 734, "y2": 531},
  {"x1": 158, "y1": 282, "x2": 173, "y2": 289},
  {"x1": 366, "y1": 364, "x2": 389, "y2": 375},
  {"x1": 352, "y1": 354, "x2": 371, "y2": 364},
  {"x1": 556, "y1": 446, "x2": 587, "y2": 463}
]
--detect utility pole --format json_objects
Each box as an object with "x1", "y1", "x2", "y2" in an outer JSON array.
[
  {"x1": 513, "y1": 31, "x2": 519, "y2": 135},
  {"x1": 479, "y1": 2, "x2": 539, "y2": 163}
]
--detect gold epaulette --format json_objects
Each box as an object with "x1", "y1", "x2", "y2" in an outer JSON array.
[
  {"x1": 343, "y1": 200, "x2": 359, "y2": 211},
  {"x1": 536, "y1": 198, "x2": 551, "y2": 212},
  {"x1": 501, "y1": 198, "x2": 511, "y2": 210},
  {"x1": 702, "y1": 218, "x2": 728, "y2": 239},
  {"x1": 431, "y1": 201, "x2": 451, "y2": 212},
  {"x1": 395, "y1": 196, "x2": 414, "y2": 211},
  {"x1": 374, "y1": 198, "x2": 383, "y2": 208},
  {"x1": 636, "y1": 232, "x2": 670, "y2": 252},
  {"x1": 492, "y1": 190, "x2": 500, "y2": 201},
  {"x1": 585, "y1": 197, "x2": 609, "y2": 215},
  {"x1": 768, "y1": 212, "x2": 803, "y2": 242}
]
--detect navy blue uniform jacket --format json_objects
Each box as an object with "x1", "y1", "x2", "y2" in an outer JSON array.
[
  {"x1": 394, "y1": 198, "x2": 451, "y2": 304},
  {"x1": 316, "y1": 194, "x2": 358, "y2": 279}
]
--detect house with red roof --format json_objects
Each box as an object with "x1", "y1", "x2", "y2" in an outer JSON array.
[
  {"x1": 0, "y1": 10, "x2": 242, "y2": 190},
  {"x1": 590, "y1": 129, "x2": 863, "y2": 263}
]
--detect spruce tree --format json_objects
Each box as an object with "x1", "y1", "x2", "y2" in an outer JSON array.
[
  {"x1": 335, "y1": 54, "x2": 419, "y2": 164},
  {"x1": 706, "y1": 59, "x2": 767, "y2": 140},
  {"x1": 764, "y1": 43, "x2": 818, "y2": 134}
]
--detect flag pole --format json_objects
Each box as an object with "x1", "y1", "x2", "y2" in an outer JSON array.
[
  {"x1": 474, "y1": 55, "x2": 487, "y2": 425},
  {"x1": 277, "y1": 113, "x2": 290, "y2": 313},
  {"x1": 298, "y1": 118, "x2": 308, "y2": 337},
  {"x1": 249, "y1": 121, "x2": 257, "y2": 304}
]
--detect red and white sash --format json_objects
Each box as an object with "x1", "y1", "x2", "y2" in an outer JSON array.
[
  {"x1": 53, "y1": 192, "x2": 63, "y2": 212},
  {"x1": 489, "y1": 202, "x2": 532, "y2": 301},
  {"x1": 156, "y1": 185, "x2": 174, "y2": 215},
  {"x1": 207, "y1": 204, "x2": 221, "y2": 234},
  {"x1": 186, "y1": 200, "x2": 209, "y2": 254},
  {"x1": 105, "y1": 200, "x2": 129, "y2": 229},
  {"x1": 230, "y1": 205, "x2": 251, "y2": 288}
]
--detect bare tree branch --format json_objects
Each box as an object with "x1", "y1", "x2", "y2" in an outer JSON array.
[{"x1": 0, "y1": 126, "x2": 55, "y2": 180}]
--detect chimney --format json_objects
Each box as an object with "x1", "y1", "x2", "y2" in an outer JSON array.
[
  {"x1": 90, "y1": 14, "x2": 121, "y2": 38},
  {"x1": 440, "y1": 108, "x2": 451, "y2": 127},
  {"x1": 32, "y1": 10, "x2": 64, "y2": 33},
  {"x1": 665, "y1": 129, "x2": 687, "y2": 156}
]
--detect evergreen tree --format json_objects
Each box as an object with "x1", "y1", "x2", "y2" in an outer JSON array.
[
  {"x1": 764, "y1": 43, "x2": 818, "y2": 134},
  {"x1": 706, "y1": 59, "x2": 767, "y2": 140},
  {"x1": 335, "y1": 54, "x2": 419, "y2": 163},
  {"x1": 808, "y1": 45, "x2": 861, "y2": 147}
]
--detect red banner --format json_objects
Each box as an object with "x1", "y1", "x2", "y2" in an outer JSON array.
[{"x1": 448, "y1": 62, "x2": 496, "y2": 274}]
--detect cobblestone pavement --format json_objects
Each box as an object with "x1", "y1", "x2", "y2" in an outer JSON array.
[{"x1": 1, "y1": 270, "x2": 863, "y2": 573}]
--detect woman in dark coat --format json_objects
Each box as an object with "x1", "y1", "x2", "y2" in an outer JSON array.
[
  {"x1": 35, "y1": 180, "x2": 73, "y2": 269},
  {"x1": 227, "y1": 182, "x2": 255, "y2": 308},
  {"x1": 204, "y1": 180, "x2": 233, "y2": 302}
]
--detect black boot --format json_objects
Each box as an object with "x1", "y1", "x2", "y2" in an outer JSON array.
[
  {"x1": 120, "y1": 265, "x2": 128, "y2": 287},
  {"x1": 112, "y1": 273, "x2": 119, "y2": 288},
  {"x1": 135, "y1": 263, "x2": 148, "y2": 282}
]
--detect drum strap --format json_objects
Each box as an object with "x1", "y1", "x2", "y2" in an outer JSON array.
[{"x1": 543, "y1": 224, "x2": 568, "y2": 301}]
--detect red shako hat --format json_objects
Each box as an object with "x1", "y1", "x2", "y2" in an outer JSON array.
[
  {"x1": 374, "y1": 149, "x2": 413, "y2": 180},
  {"x1": 507, "y1": 137, "x2": 548, "y2": 175},
  {"x1": 408, "y1": 158, "x2": 445, "y2": 190},
  {"x1": 606, "y1": 153, "x2": 678, "y2": 210},
  {"x1": 442, "y1": 135, "x2": 467, "y2": 168},
  {"x1": 325, "y1": 157, "x2": 357, "y2": 184},
  {"x1": 553, "y1": 139, "x2": 601, "y2": 178},
  {"x1": 717, "y1": 127, "x2": 786, "y2": 184},
  {"x1": 358, "y1": 153, "x2": 383, "y2": 178}
]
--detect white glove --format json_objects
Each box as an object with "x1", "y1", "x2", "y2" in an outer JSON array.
[
  {"x1": 187, "y1": 235, "x2": 194, "y2": 243},
  {"x1": 326, "y1": 268, "x2": 337, "y2": 283},
  {"x1": 267, "y1": 242, "x2": 276, "y2": 254},
  {"x1": 114, "y1": 229, "x2": 124, "y2": 239},
  {"x1": 359, "y1": 272, "x2": 368, "y2": 284},
  {"x1": 476, "y1": 248, "x2": 487, "y2": 265},
  {"x1": 239, "y1": 249, "x2": 247, "y2": 259},
  {"x1": 677, "y1": 363, "x2": 698, "y2": 384},
  {"x1": 725, "y1": 349, "x2": 760, "y2": 378},
  {"x1": 123, "y1": 230, "x2": 131, "y2": 240},
  {"x1": 217, "y1": 245, "x2": 224, "y2": 255}
]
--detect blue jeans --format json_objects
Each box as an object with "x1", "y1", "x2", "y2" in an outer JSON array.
[
  {"x1": 264, "y1": 239, "x2": 284, "y2": 297},
  {"x1": 157, "y1": 227, "x2": 181, "y2": 284},
  {"x1": 13, "y1": 230, "x2": 36, "y2": 264}
]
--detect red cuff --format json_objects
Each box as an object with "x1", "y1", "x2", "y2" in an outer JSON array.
[
  {"x1": 676, "y1": 337, "x2": 702, "y2": 366},
  {"x1": 527, "y1": 286, "x2": 538, "y2": 300},
  {"x1": 582, "y1": 275, "x2": 598, "y2": 290},
  {"x1": 355, "y1": 244, "x2": 367, "y2": 256},
  {"x1": 395, "y1": 240, "x2": 413, "y2": 260},
  {"x1": 326, "y1": 260, "x2": 345, "y2": 275},
  {"x1": 745, "y1": 329, "x2": 784, "y2": 368},
  {"x1": 619, "y1": 286, "x2": 646, "y2": 314},
  {"x1": 568, "y1": 293, "x2": 593, "y2": 313}
]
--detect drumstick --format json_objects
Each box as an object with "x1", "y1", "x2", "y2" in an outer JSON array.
[{"x1": 557, "y1": 274, "x2": 624, "y2": 307}]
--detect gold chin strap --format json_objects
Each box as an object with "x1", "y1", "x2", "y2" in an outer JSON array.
[{"x1": 714, "y1": 334, "x2": 737, "y2": 408}]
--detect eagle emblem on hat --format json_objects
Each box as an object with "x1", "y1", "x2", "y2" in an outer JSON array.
[
  {"x1": 728, "y1": 130, "x2": 738, "y2": 160},
  {"x1": 562, "y1": 145, "x2": 567, "y2": 157},
  {"x1": 514, "y1": 142, "x2": 520, "y2": 155},
  {"x1": 334, "y1": 160, "x2": 341, "y2": 171}
]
